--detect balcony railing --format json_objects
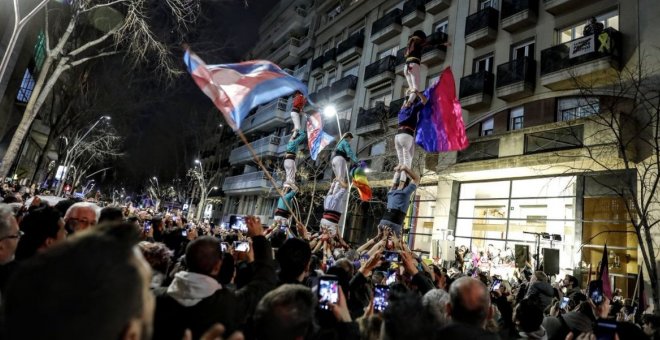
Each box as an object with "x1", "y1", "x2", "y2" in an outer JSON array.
[
  {"x1": 540, "y1": 28, "x2": 621, "y2": 75},
  {"x1": 457, "y1": 139, "x2": 500, "y2": 162},
  {"x1": 311, "y1": 56, "x2": 324, "y2": 70},
  {"x1": 293, "y1": 64, "x2": 309, "y2": 80},
  {"x1": 309, "y1": 86, "x2": 332, "y2": 103},
  {"x1": 496, "y1": 57, "x2": 536, "y2": 88},
  {"x1": 403, "y1": 0, "x2": 425, "y2": 17},
  {"x1": 501, "y1": 0, "x2": 538, "y2": 20},
  {"x1": 389, "y1": 98, "x2": 406, "y2": 117},
  {"x1": 222, "y1": 171, "x2": 277, "y2": 192},
  {"x1": 465, "y1": 7, "x2": 499, "y2": 36},
  {"x1": 422, "y1": 31, "x2": 449, "y2": 54},
  {"x1": 330, "y1": 75, "x2": 358, "y2": 95},
  {"x1": 459, "y1": 71, "x2": 495, "y2": 98},
  {"x1": 395, "y1": 47, "x2": 406, "y2": 65},
  {"x1": 336, "y1": 32, "x2": 365, "y2": 56},
  {"x1": 365, "y1": 55, "x2": 397, "y2": 80},
  {"x1": 255, "y1": 97, "x2": 288, "y2": 115},
  {"x1": 524, "y1": 125, "x2": 583, "y2": 154},
  {"x1": 323, "y1": 48, "x2": 336, "y2": 64},
  {"x1": 357, "y1": 102, "x2": 389, "y2": 126},
  {"x1": 371, "y1": 9, "x2": 402, "y2": 36},
  {"x1": 229, "y1": 135, "x2": 281, "y2": 164}
]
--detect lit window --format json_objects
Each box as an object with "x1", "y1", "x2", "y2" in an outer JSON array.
[
  {"x1": 479, "y1": 0, "x2": 497, "y2": 10},
  {"x1": 474, "y1": 53, "x2": 494, "y2": 73},
  {"x1": 342, "y1": 64, "x2": 359, "y2": 77},
  {"x1": 369, "y1": 90, "x2": 392, "y2": 108},
  {"x1": 559, "y1": 10, "x2": 619, "y2": 43},
  {"x1": 481, "y1": 117, "x2": 494, "y2": 136},
  {"x1": 16, "y1": 69, "x2": 35, "y2": 103},
  {"x1": 558, "y1": 97, "x2": 599, "y2": 121},
  {"x1": 510, "y1": 106, "x2": 524, "y2": 130},
  {"x1": 378, "y1": 46, "x2": 398, "y2": 59},
  {"x1": 434, "y1": 19, "x2": 448, "y2": 34},
  {"x1": 34, "y1": 31, "x2": 46, "y2": 72}
]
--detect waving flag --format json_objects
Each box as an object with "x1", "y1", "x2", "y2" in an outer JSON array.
[
  {"x1": 306, "y1": 111, "x2": 335, "y2": 160},
  {"x1": 598, "y1": 244, "x2": 612, "y2": 300},
  {"x1": 415, "y1": 67, "x2": 469, "y2": 152},
  {"x1": 184, "y1": 49, "x2": 309, "y2": 130},
  {"x1": 350, "y1": 164, "x2": 372, "y2": 202}
]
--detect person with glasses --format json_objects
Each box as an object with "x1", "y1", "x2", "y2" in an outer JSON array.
[
  {"x1": 64, "y1": 202, "x2": 100, "y2": 233},
  {"x1": 0, "y1": 203, "x2": 21, "y2": 297}
]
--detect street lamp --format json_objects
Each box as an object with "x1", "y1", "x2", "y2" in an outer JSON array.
[{"x1": 323, "y1": 105, "x2": 342, "y2": 136}]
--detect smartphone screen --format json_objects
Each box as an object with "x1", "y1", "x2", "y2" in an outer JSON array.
[
  {"x1": 560, "y1": 297, "x2": 570, "y2": 310},
  {"x1": 220, "y1": 242, "x2": 228, "y2": 252},
  {"x1": 383, "y1": 251, "x2": 400, "y2": 263},
  {"x1": 374, "y1": 285, "x2": 390, "y2": 312},
  {"x1": 181, "y1": 229, "x2": 187, "y2": 237},
  {"x1": 491, "y1": 279, "x2": 502, "y2": 291},
  {"x1": 144, "y1": 221, "x2": 152, "y2": 232},
  {"x1": 233, "y1": 241, "x2": 250, "y2": 252},
  {"x1": 594, "y1": 321, "x2": 617, "y2": 340},
  {"x1": 318, "y1": 277, "x2": 339, "y2": 310},
  {"x1": 589, "y1": 281, "x2": 604, "y2": 305},
  {"x1": 386, "y1": 270, "x2": 397, "y2": 285}
]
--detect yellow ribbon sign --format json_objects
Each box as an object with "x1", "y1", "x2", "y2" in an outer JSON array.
[{"x1": 598, "y1": 32, "x2": 611, "y2": 53}]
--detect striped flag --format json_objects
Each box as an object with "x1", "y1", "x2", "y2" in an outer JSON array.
[
  {"x1": 416, "y1": 67, "x2": 469, "y2": 153},
  {"x1": 184, "y1": 49, "x2": 309, "y2": 130},
  {"x1": 350, "y1": 164, "x2": 372, "y2": 201},
  {"x1": 306, "y1": 111, "x2": 335, "y2": 160}
]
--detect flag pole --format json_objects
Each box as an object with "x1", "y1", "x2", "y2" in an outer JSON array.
[
  {"x1": 235, "y1": 129, "x2": 303, "y2": 228},
  {"x1": 632, "y1": 264, "x2": 641, "y2": 306}
]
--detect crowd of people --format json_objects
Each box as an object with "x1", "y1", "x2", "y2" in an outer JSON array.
[{"x1": 0, "y1": 178, "x2": 658, "y2": 339}]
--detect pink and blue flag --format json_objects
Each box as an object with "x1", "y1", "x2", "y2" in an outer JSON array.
[
  {"x1": 184, "y1": 49, "x2": 309, "y2": 130},
  {"x1": 415, "y1": 67, "x2": 469, "y2": 152},
  {"x1": 306, "y1": 111, "x2": 335, "y2": 161}
]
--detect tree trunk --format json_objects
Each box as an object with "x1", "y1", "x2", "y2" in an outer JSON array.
[
  {"x1": 643, "y1": 224, "x2": 660, "y2": 313},
  {"x1": 31, "y1": 123, "x2": 57, "y2": 184}
]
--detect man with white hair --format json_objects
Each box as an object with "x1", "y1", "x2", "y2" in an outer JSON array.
[
  {"x1": 64, "y1": 202, "x2": 100, "y2": 233},
  {"x1": 0, "y1": 203, "x2": 21, "y2": 296}
]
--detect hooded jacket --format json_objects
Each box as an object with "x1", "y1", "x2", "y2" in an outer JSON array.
[{"x1": 525, "y1": 281, "x2": 555, "y2": 311}]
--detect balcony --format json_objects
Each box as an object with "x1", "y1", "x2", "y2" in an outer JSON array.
[
  {"x1": 268, "y1": 37, "x2": 300, "y2": 67},
  {"x1": 524, "y1": 125, "x2": 583, "y2": 154},
  {"x1": 310, "y1": 56, "x2": 324, "y2": 77},
  {"x1": 459, "y1": 71, "x2": 494, "y2": 111},
  {"x1": 421, "y1": 31, "x2": 448, "y2": 66},
  {"x1": 371, "y1": 9, "x2": 402, "y2": 44},
  {"x1": 296, "y1": 37, "x2": 314, "y2": 57},
  {"x1": 330, "y1": 75, "x2": 358, "y2": 102},
  {"x1": 395, "y1": 48, "x2": 406, "y2": 75},
  {"x1": 501, "y1": 0, "x2": 538, "y2": 33},
  {"x1": 496, "y1": 57, "x2": 536, "y2": 101},
  {"x1": 355, "y1": 102, "x2": 391, "y2": 136},
  {"x1": 363, "y1": 55, "x2": 397, "y2": 88},
  {"x1": 277, "y1": 134, "x2": 292, "y2": 154},
  {"x1": 465, "y1": 7, "x2": 499, "y2": 48},
  {"x1": 336, "y1": 32, "x2": 364, "y2": 63},
  {"x1": 270, "y1": 7, "x2": 307, "y2": 45},
  {"x1": 402, "y1": 0, "x2": 426, "y2": 27},
  {"x1": 323, "y1": 48, "x2": 337, "y2": 70},
  {"x1": 540, "y1": 28, "x2": 621, "y2": 90},
  {"x1": 229, "y1": 135, "x2": 281, "y2": 165},
  {"x1": 308, "y1": 86, "x2": 332, "y2": 104},
  {"x1": 222, "y1": 171, "x2": 275, "y2": 195},
  {"x1": 241, "y1": 98, "x2": 291, "y2": 134},
  {"x1": 457, "y1": 139, "x2": 500, "y2": 163},
  {"x1": 425, "y1": 0, "x2": 451, "y2": 14},
  {"x1": 293, "y1": 64, "x2": 309, "y2": 81},
  {"x1": 543, "y1": 0, "x2": 588, "y2": 15}
]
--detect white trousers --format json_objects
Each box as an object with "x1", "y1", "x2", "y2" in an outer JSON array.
[
  {"x1": 404, "y1": 62, "x2": 421, "y2": 103},
  {"x1": 284, "y1": 158, "x2": 296, "y2": 187},
  {"x1": 394, "y1": 133, "x2": 414, "y2": 183},
  {"x1": 332, "y1": 155, "x2": 347, "y2": 186},
  {"x1": 291, "y1": 111, "x2": 302, "y2": 132}
]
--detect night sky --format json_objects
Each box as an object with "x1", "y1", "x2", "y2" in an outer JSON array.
[{"x1": 99, "y1": 0, "x2": 279, "y2": 189}]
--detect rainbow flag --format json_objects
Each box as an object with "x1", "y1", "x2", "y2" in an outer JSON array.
[
  {"x1": 306, "y1": 111, "x2": 335, "y2": 160},
  {"x1": 415, "y1": 67, "x2": 469, "y2": 152},
  {"x1": 350, "y1": 165, "x2": 371, "y2": 201},
  {"x1": 184, "y1": 49, "x2": 309, "y2": 131}
]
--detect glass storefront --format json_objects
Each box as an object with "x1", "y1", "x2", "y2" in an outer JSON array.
[
  {"x1": 454, "y1": 176, "x2": 578, "y2": 278},
  {"x1": 406, "y1": 184, "x2": 439, "y2": 253}
]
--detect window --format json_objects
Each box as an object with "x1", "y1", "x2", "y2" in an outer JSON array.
[
  {"x1": 427, "y1": 73, "x2": 440, "y2": 87},
  {"x1": 326, "y1": 3, "x2": 343, "y2": 23},
  {"x1": 481, "y1": 117, "x2": 494, "y2": 136},
  {"x1": 335, "y1": 33, "x2": 344, "y2": 48},
  {"x1": 16, "y1": 69, "x2": 35, "y2": 103},
  {"x1": 510, "y1": 106, "x2": 524, "y2": 131},
  {"x1": 434, "y1": 19, "x2": 449, "y2": 34},
  {"x1": 479, "y1": 0, "x2": 497, "y2": 10},
  {"x1": 349, "y1": 19, "x2": 365, "y2": 36},
  {"x1": 327, "y1": 70, "x2": 336, "y2": 85},
  {"x1": 511, "y1": 40, "x2": 534, "y2": 60},
  {"x1": 337, "y1": 107, "x2": 352, "y2": 123},
  {"x1": 369, "y1": 90, "x2": 392, "y2": 108},
  {"x1": 473, "y1": 53, "x2": 494, "y2": 73},
  {"x1": 342, "y1": 64, "x2": 359, "y2": 77},
  {"x1": 559, "y1": 10, "x2": 619, "y2": 43},
  {"x1": 371, "y1": 141, "x2": 386, "y2": 156},
  {"x1": 378, "y1": 46, "x2": 398, "y2": 59},
  {"x1": 558, "y1": 97, "x2": 599, "y2": 121},
  {"x1": 387, "y1": 1, "x2": 404, "y2": 13},
  {"x1": 313, "y1": 75, "x2": 323, "y2": 91},
  {"x1": 34, "y1": 31, "x2": 46, "y2": 72}
]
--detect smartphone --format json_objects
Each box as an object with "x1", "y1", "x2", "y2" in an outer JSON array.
[
  {"x1": 280, "y1": 224, "x2": 288, "y2": 231},
  {"x1": 220, "y1": 242, "x2": 229, "y2": 252},
  {"x1": 491, "y1": 279, "x2": 502, "y2": 291},
  {"x1": 172, "y1": 216, "x2": 178, "y2": 222},
  {"x1": 560, "y1": 297, "x2": 570, "y2": 310},
  {"x1": 383, "y1": 251, "x2": 400, "y2": 263},
  {"x1": 233, "y1": 241, "x2": 250, "y2": 252},
  {"x1": 181, "y1": 229, "x2": 188, "y2": 237},
  {"x1": 594, "y1": 320, "x2": 617, "y2": 340},
  {"x1": 318, "y1": 276, "x2": 339, "y2": 310},
  {"x1": 374, "y1": 285, "x2": 390, "y2": 312},
  {"x1": 144, "y1": 221, "x2": 152, "y2": 232},
  {"x1": 386, "y1": 270, "x2": 397, "y2": 285},
  {"x1": 589, "y1": 280, "x2": 604, "y2": 305}
]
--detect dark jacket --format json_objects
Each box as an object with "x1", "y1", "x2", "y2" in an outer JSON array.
[
  {"x1": 525, "y1": 281, "x2": 554, "y2": 311},
  {"x1": 153, "y1": 236, "x2": 276, "y2": 339},
  {"x1": 437, "y1": 323, "x2": 501, "y2": 340}
]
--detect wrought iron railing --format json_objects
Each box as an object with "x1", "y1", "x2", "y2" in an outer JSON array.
[
  {"x1": 403, "y1": 0, "x2": 425, "y2": 17},
  {"x1": 496, "y1": 56, "x2": 536, "y2": 87},
  {"x1": 459, "y1": 71, "x2": 495, "y2": 98},
  {"x1": 540, "y1": 28, "x2": 621, "y2": 75},
  {"x1": 524, "y1": 125, "x2": 584, "y2": 154},
  {"x1": 465, "y1": 6, "x2": 499, "y2": 36},
  {"x1": 357, "y1": 102, "x2": 389, "y2": 126},
  {"x1": 389, "y1": 98, "x2": 406, "y2": 117},
  {"x1": 422, "y1": 31, "x2": 449, "y2": 54},
  {"x1": 365, "y1": 55, "x2": 397, "y2": 80},
  {"x1": 372, "y1": 9, "x2": 402, "y2": 36},
  {"x1": 331, "y1": 75, "x2": 358, "y2": 95},
  {"x1": 336, "y1": 31, "x2": 365, "y2": 56},
  {"x1": 395, "y1": 47, "x2": 406, "y2": 65},
  {"x1": 501, "y1": 0, "x2": 538, "y2": 20}
]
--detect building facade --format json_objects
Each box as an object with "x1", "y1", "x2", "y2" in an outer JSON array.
[{"x1": 220, "y1": 0, "x2": 660, "y2": 295}]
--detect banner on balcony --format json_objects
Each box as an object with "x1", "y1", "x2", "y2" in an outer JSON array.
[
  {"x1": 184, "y1": 49, "x2": 309, "y2": 131},
  {"x1": 306, "y1": 111, "x2": 335, "y2": 161},
  {"x1": 416, "y1": 67, "x2": 469, "y2": 153},
  {"x1": 569, "y1": 35, "x2": 595, "y2": 59}
]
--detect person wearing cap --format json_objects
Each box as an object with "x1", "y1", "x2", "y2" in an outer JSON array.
[
  {"x1": 283, "y1": 128, "x2": 306, "y2": 191},
  {"x1": 332, "y1": 132, "x2": 358, "y2": 186},
  {"x1": 273, "y1": 187, "x2": 297, "y2": 224},
  {"x1": 404, "y1": 30, "x2": 428, "y2": 108},
  {"x1": 290, "y1": 91, "x2": 307, "y2": 139},
  {"x1": 378, "y1": 165, "x2": 419, "y2": 236},
  {"x1": 320, "y1": 179, "x2": 347, "y2": 236}
]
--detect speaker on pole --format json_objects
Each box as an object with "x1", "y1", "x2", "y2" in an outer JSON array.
[
  {"x1": 515, "y1": 245, "x2": 529, "y2": 269},
  {"x1": 543, "y1": 248, "x2": 560, "y2": 275}
]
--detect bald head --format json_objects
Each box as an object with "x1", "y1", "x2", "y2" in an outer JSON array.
[{"x1": 447, "y1": 277, "x2": 491, "y2": 327}]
